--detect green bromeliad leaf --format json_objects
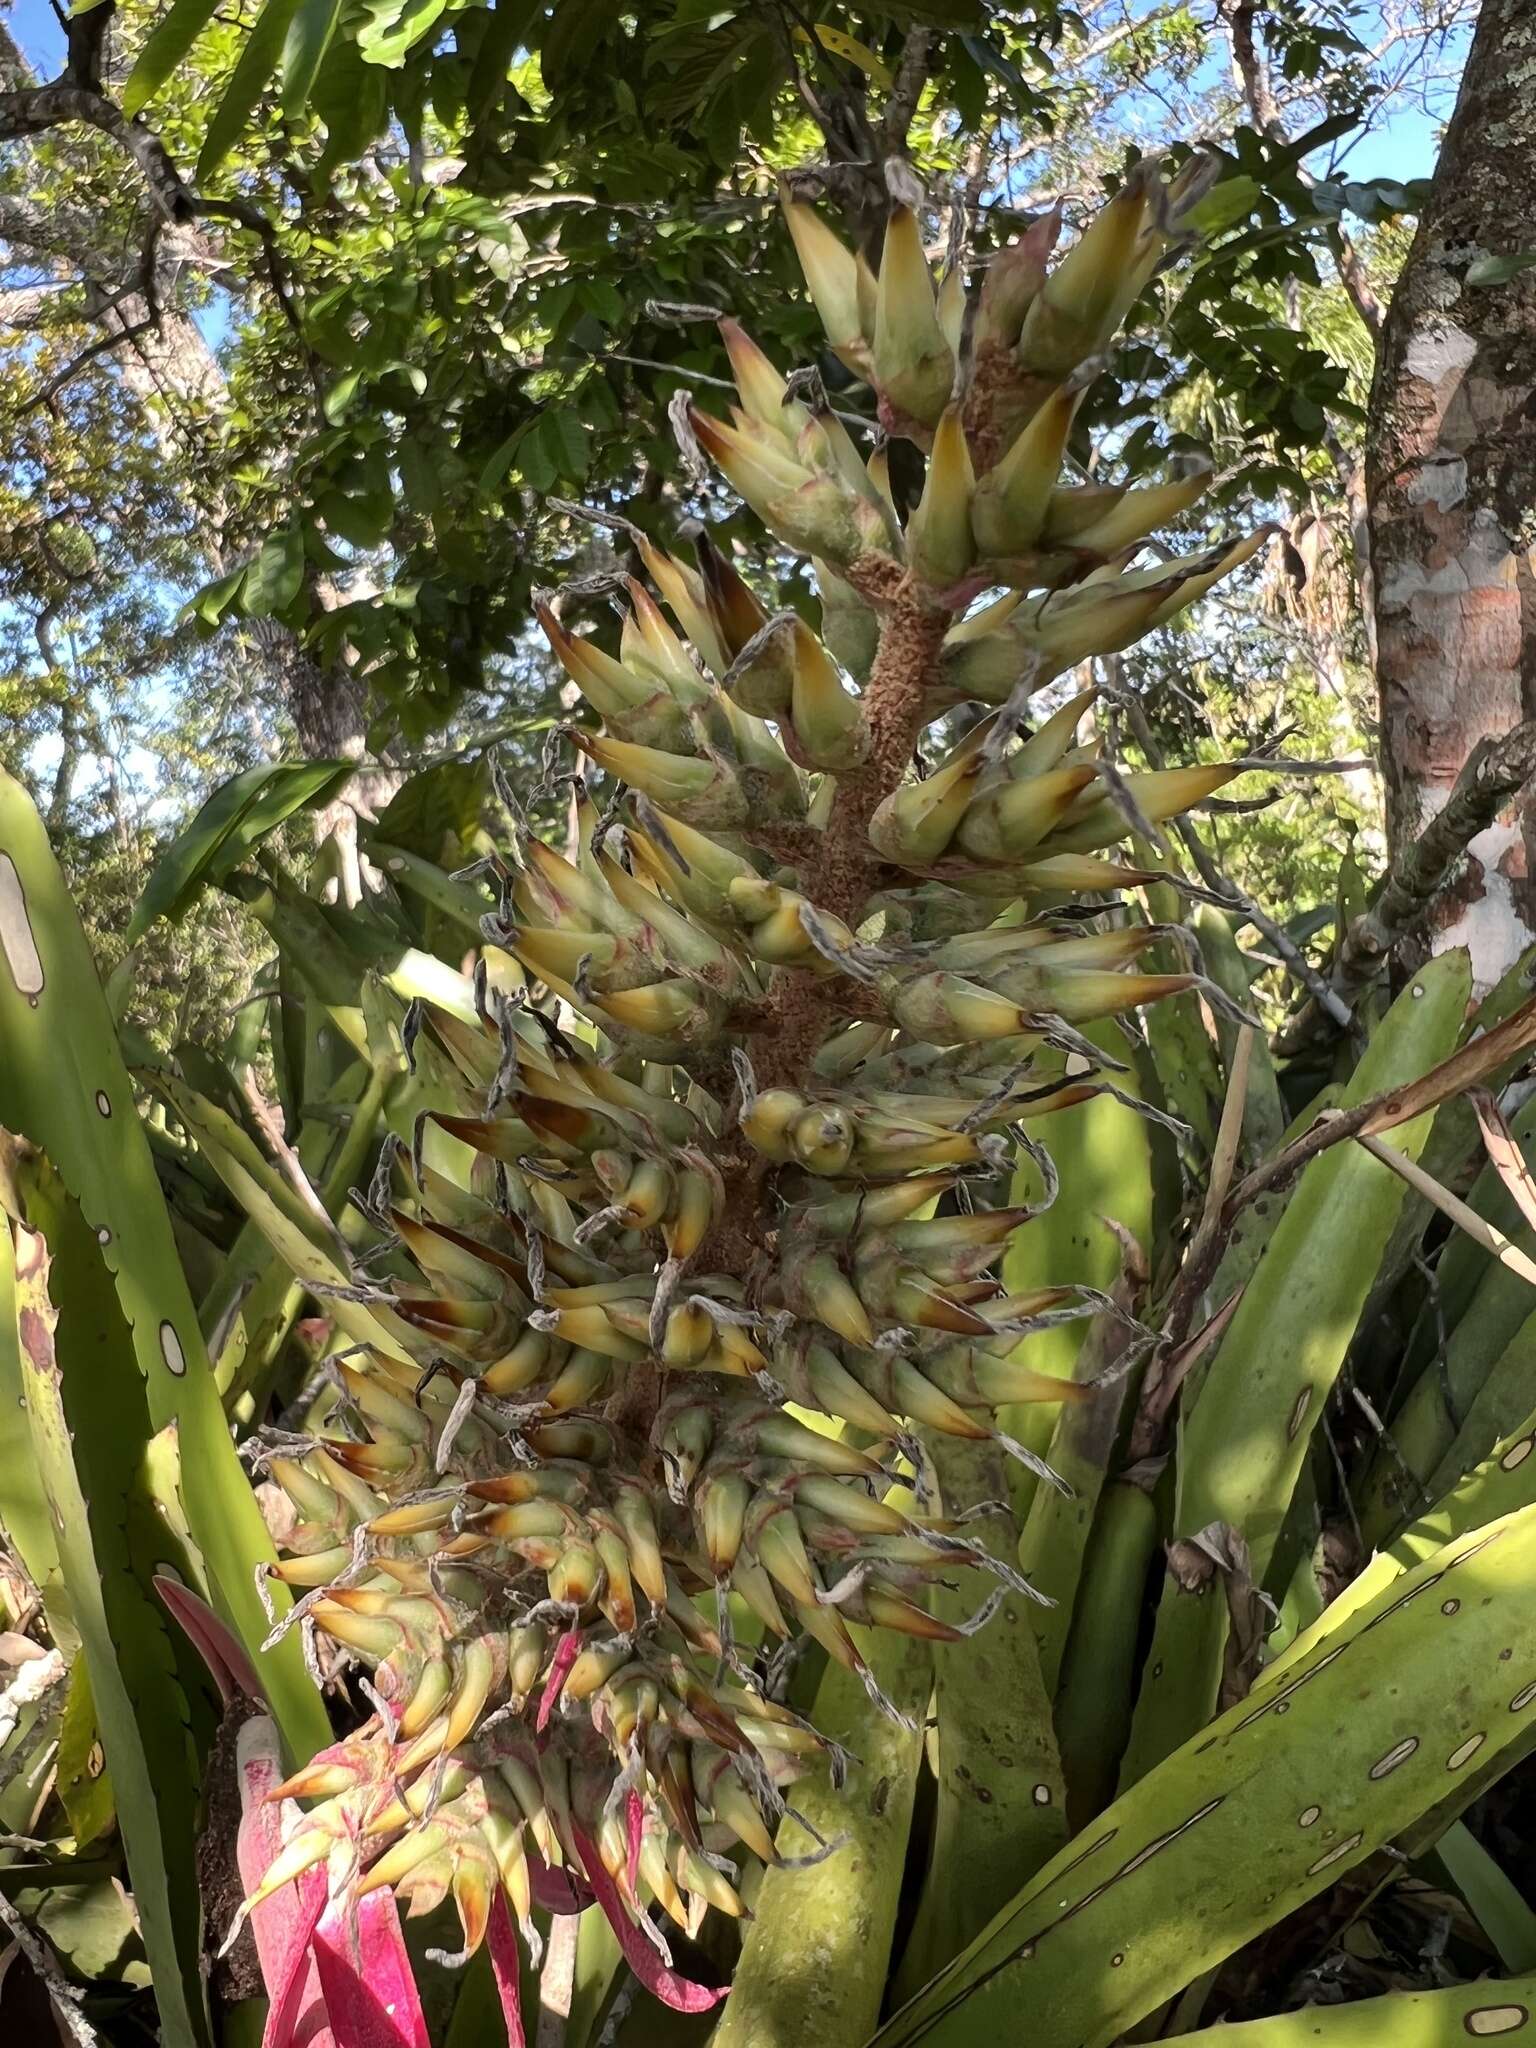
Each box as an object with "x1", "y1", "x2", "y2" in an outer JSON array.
[
  {"x1": 1123, "y1": 949, "x2": 1471, "y2": 1777},
  {"x1": 126, "y1": 757, "x2": 354, "y2": 943},
  {"x1": 0, "y1": 770, "x2": 330, "y2": 1762},
  {"x1": 366, "y1": 754, "x2": 491, "y2": 865},
  {"x1": 0, "y1": 1192, "x2": 72, "y2": 1650},
  {"x1": 3, "y1": 1162, "x2": 210, "y2": 2048},
  {"x1": 56, "y1": 1655, "x2": 117, "y2": 1853},
  {"x1": 1161, "y1": 1975, "x2": 1536, "y2": 2044},
  {"x1": 715, "y1": 1623, "x2": 932, "y2": 2048},
  {"x1": 873, "y1": 1505, "x2": 1536, "y2": 2047}
]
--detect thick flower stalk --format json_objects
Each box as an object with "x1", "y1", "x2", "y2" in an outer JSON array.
[{"x1": 238, "y1": 153, "x2": 1263, "y2": 2015}]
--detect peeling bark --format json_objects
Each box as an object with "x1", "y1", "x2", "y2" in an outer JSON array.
[{"x1": 1367, "y1": 0, "x2": 1536, "y2": 986}]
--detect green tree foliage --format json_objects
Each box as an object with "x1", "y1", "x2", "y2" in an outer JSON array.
[
  {"x1": 0, "y1": 0, "x2": 1481, "y2": 1258},
  {"x1": 3, "y1": 0, "x2": 1458, "y2": 760}
]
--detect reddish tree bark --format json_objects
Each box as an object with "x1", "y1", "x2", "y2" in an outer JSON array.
[{"x1": 1367, "y1": 0, "x2": 1536, "y2": 987}]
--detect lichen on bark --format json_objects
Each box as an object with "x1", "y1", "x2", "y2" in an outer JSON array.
[{"x1": 1367, "y1": 0, "x2": 1536, "y2": 985}]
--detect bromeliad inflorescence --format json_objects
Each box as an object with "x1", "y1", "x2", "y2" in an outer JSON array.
[{"x1": 235, "y1": 153, "x2": 1265, "y2": 2013}]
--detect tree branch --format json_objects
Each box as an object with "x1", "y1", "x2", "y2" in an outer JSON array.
[
  {"x1": 1219, "y1": 0, "x2": 1281, "y2": 131},
  {"x1": 191, "y1": 194, "x2": 315, "y2": 378},
  {"x1": 0, "y1": 17, "x2": 36, "y2": 89},
  {"x1": 47, "y1": 699, "x2": 83, "y2": 833},
  {"x1": 877, "y1": 28, "x2": 932, "y2": 155},
  {"x1": 0, "y1": 190, "x2": 99, "y2": 258},
  {"x1": 1329, "y1": 227, "x2": 1383, "y2": 336},
  {"x1": 0, "y1": 72, "x2": 320, "y2": 401},
  {"x1": 1277, "y1": 719, "x2": 1536, "y2": 1051},
  {"x1": 0, "y1": 281, "x2": 64, "y2": 326},
  {"x1": 1216, "y1": 0, "x2": 1382, "y2": 337},
  {"x1": 60, "y1": 0, "x2": 114, "y2": 96},
  {"x1": 0, "y1": 83, "x2": 194, "y2": 223},
  {"x1": 23, "y1": 310, "x2": 157, "y2": 410},
  {"x1": 772, "y1": 9, "x2": 936, "y2": 258}
]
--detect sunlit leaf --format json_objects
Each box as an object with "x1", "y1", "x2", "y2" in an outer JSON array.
[
  {"x1": 122, "y1": 0, "x2": 224, "y2": 115},
  {"x1": 1467, "y1": 250, "x2": 1536, "y2": 288},
  {"x1": 281, "y1": 0, "x2": 345, "y2": 113},
  {"x1": 128, "y1": 759, "x2": 353, "y2": 942},
  {"x1": 197, "y1": 0, "x2": 302, "y2": 181}
]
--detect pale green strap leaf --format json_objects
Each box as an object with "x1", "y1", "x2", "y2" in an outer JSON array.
[
  {"x1": 5, "y1": 1167, "x2": 210, "y2": 2048},
  {"x1": 196, "y1": 0, "x2": 302, "y2": 182},
  {"x1": 280, "y1": 0, "x2": 346, "y2": 115},
  {"x1": 1162, "y1": 1973, "x2": 1536, "y2": 2044},
  {"x1": 0, "y1": 769, "x2": 329, "y2": 1761},
  {"x1": 127, "y1": 757, "x2": 352, "y2": 942},
  {"x1": 122, "y1": 0, "x2": 224, "y2": 117},
  {"x1": 1438, "y1": 1820, "x2": 1536, "y2": 1974}
]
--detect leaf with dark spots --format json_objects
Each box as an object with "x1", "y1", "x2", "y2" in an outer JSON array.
[{"x1": 4, "y1": 1161, "x2": 211, "y2": 2048}]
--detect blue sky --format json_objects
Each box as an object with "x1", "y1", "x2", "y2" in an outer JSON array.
[
  {"x1": 3, "y1": 0, "x2": 1472, "y2": 812},
  {"x1": 6, "y1": 0, "x2": 64, "y2": 74},
  {"x1": 6, "y1": 0, "x2": 1467, "y2": 183}
]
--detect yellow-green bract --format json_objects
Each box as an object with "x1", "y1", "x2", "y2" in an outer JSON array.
[{"x1": 712, "y1": 1624, "x2": 931, "y2": 2048}]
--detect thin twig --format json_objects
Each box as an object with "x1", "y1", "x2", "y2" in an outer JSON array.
[
  {"x1": 1194, "y1": 1028, "x2": 1254, "y2": 1259},
  {"x1": 1279, "y1": 719, "x2": 1536, "y2": 1051},
  {"x1": 1355, "y1": 1133, "x2": 1536, "y2": 1292},
  {"x1": 1129, "y1": 1287, "x2": 1244, "y2": 1461},
  {"x1": 1161, "y1": 989, "x2": 1536, "y2": 1340},
  {"x1": 0, "y1": 1888, "x2": 98, "y2": 2046},
  {"x1": 606, "y1": 351, "x2": 874, "y2": 432},
  {"x1": 1110, "y1": 680, "x2": 1357, "y2": 1031},
  {"x1": 1469, "y1": 1087, "x2": 1536, "y2": 1239},
  {"x1": 238, "y1": 1069, "x2": 348, "y2": 1249}
]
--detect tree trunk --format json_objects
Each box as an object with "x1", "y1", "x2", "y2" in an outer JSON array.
[
  {"x1": 1367, "y1": 0, "x2": 1536, "y2": 988},
  {"x1": 270, "y1": 637, "x2": 383, "y2": 904}
]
